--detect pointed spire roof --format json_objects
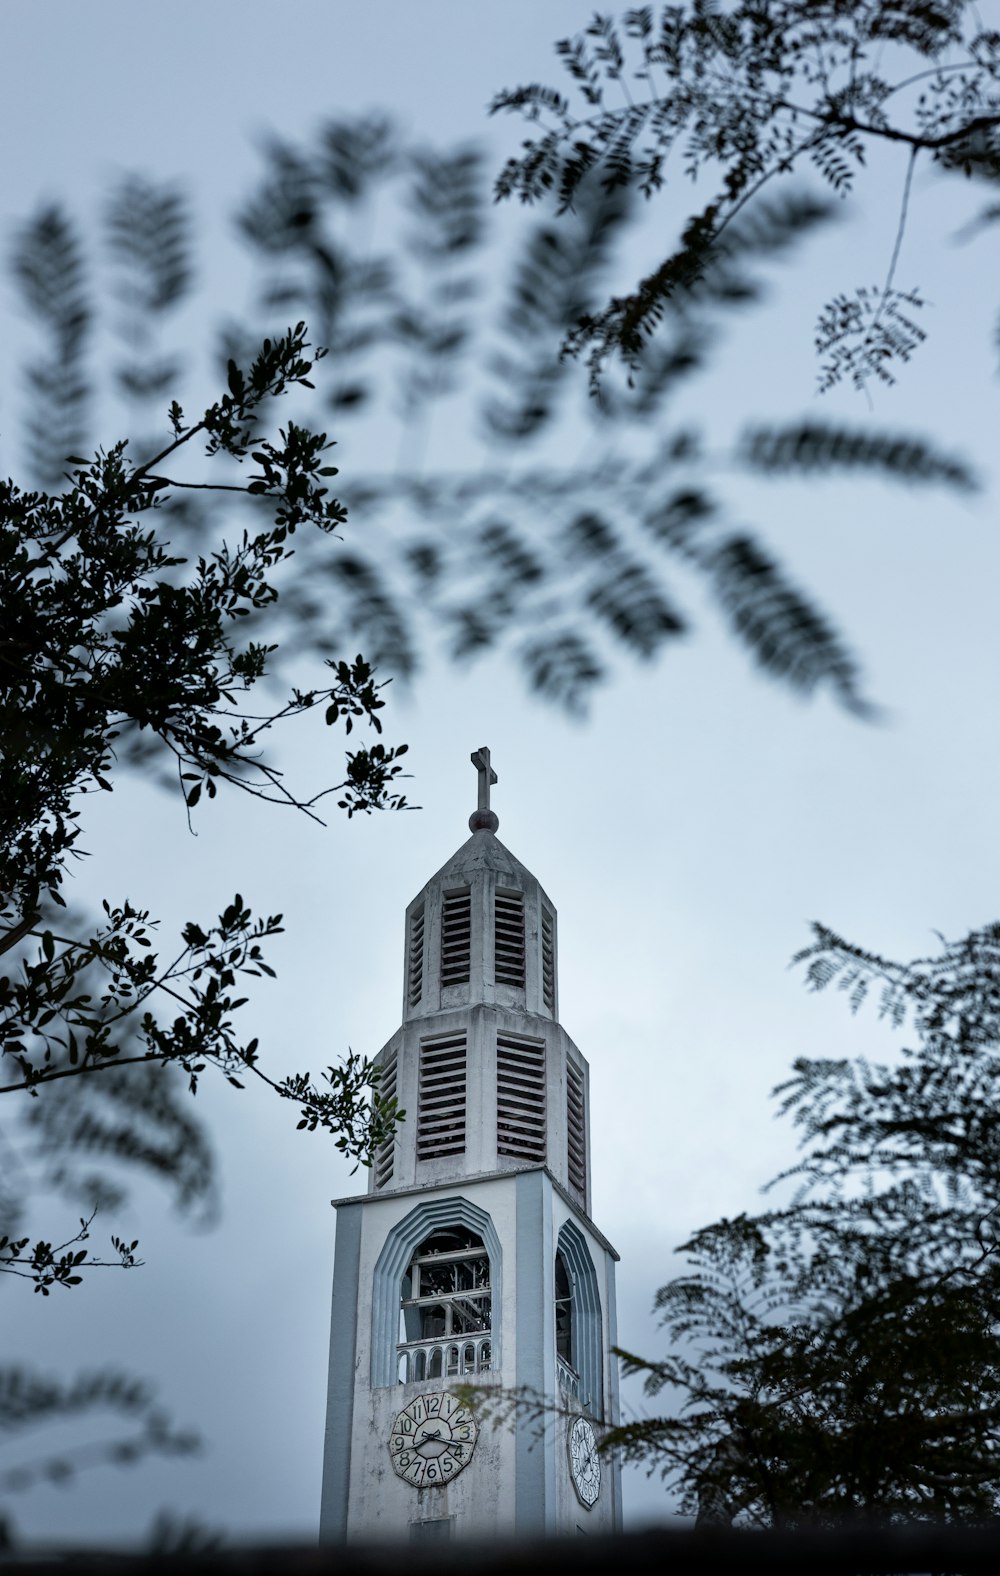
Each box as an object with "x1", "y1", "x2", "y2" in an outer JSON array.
[{"x1": 430, "y1": 827, "x2": 533, "y2": 885}]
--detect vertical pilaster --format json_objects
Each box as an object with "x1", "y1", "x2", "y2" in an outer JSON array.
[
  {"x1": 604, "y1": 1246, "x2": 624, "y2": 1531},
  {"x1": 514, "y1": 1168, "x2": 556, "y2": 1534},
  {"x1": 319, "y1": 1202, "x2": 363, "y2": 1544}
]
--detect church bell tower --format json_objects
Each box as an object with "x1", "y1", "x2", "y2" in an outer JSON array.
[{"x1": 319, "y1": 750, "x2": 622, "y2": 1541}]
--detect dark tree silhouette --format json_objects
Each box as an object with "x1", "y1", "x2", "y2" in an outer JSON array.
[
  {"x1": 610, "y1": 921, "x2": 1000, "y2": 1524},
  {"x1": 1, "y1": 325, "x2": 406, "y2": 1294}
]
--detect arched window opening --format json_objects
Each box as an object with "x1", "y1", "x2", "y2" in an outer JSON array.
[
  {"x1": 555, "y1": 1222, "x2": 603, "y2": 1419},
  {"x1": 372, "y1": 1197, "x2": 502, "y2": 1388},
  {"x1": 398, "y1": 1227, "x2": 492, "y2": 1384},
  {"x1": 555, "y1": 1250, "x2": 576, "y2": 1396}
]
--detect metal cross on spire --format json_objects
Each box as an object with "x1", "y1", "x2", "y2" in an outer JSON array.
[{"x1": 469, "y1": 746, "x2": 499, "y2": 834}]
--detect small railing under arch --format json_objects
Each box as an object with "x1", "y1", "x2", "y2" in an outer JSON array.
[
  {"x1": 557, "y1": 1353, "x2": 580, "y2": 1402},
  {"x1": 398, "y1": 1336, "x2": 492, "y2": 1384}
]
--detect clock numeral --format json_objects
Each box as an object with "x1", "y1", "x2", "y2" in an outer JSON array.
[
  {"x1": 399, "y1": 1416, "x2": 414, "y2": 1435},
  {"x1": 406, "y1": 1458, "x2": 426, "y2": 1487},
  {"x1": 425, "y1": 1395, "x2": 440, "y2": 1416},
  {"x1": 410, "y1": 1397, "x2": 426, "y2": 1424}
]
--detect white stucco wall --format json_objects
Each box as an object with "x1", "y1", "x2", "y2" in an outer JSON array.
[{"x1": 322, "y1": 1169, "x2": 621, "y2": 1542}]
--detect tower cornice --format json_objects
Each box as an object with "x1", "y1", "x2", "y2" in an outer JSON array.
[{"x1": 332, "y1": 1163, "x2": 620, "y2": 1262}]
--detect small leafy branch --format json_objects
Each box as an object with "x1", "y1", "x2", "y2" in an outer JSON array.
[
  {"x1": 0, "y1": 1212, "x2": 139, "y2": 1296},
  {"x1": 492, "y1": 3, "x2": 1000, "y2": 388},
  {"x1": 0, "y1": 324, "x2": 407, "y2": 1284},
  {"x1": 816, "y1": 285, "x2": 927, "y2": 395},
  {"x1": 2, "y1": 322, "x2": 409, "y2": 919},
  {"x1": 454, "y1": 1379, "x2": 609, "y2": 1456},
  {"x1": 1, "y1": 896, "x2": 398, "y2": 1159}
]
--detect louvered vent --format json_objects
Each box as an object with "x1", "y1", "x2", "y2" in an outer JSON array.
[
  {"x1": 417, "y1": 1034, "x2": 467, "y2": 1160},
  {"x1": 567, "y1": 1059, "x2": 586, "y2": 1197},
  {"x1": 441, "y1": 889, "x2": 472, "y2": 987},
  {"x1": 497, "y1": 1034, "x2": 546, "y2": 1162},
  {"x1": 407, "y1": 906, "x2": 425, "y2": 1007},
  {"x1": 495, "y1": 890, "x2": 525, "y2": 988},
  {"x1": 541, "y1": 908, "x2": 555, "y2": 1012},
  {"x1": 373, "y1": 1052, "x2": 397, "y2": 1189}
]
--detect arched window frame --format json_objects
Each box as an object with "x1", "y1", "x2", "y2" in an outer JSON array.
[
  {"x1": 399, "y1": 1227, "x2": 492, "y2": 1383},
  {"x1": 556, "y1": 1220, "x2": 603, "y2": 1420},
  {"x1": 555, "y1": 1249, "x2": 573, "y2": 1372},
  {"x1": 370, "y1": 1197, "x2": 503, "y2": 1388}
]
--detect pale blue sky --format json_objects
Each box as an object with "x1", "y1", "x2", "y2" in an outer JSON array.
[{"x1": 3, "y1": 0, "x2": 1000, "y2": 1546}]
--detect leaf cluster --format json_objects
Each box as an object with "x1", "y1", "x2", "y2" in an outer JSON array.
[
  {"x1": 0, "y1": 1212, "x2": 138, "y2": 1296},
  {"x1": 492, "y1": 3, "x2": 1000, "y2": 387}
]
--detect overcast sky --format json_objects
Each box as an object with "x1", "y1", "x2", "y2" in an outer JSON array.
[{"x1": 3, "y1": 0, "x2": 1000, "y2": 1548}]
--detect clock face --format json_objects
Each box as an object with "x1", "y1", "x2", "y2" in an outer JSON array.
[
  {"x1": 568, "y1": 1415, "x2": 601, "y2": 1507},
  {"x1": 388, "y1": 1391, "x2": 479, "y2": 1489}
]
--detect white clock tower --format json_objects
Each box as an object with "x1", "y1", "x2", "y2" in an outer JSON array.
[{"x1": 319, "y1": 750, "x2": 622, "y2": 1542}]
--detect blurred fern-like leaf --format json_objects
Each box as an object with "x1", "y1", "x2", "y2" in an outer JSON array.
[
  {"x1": 234, "y1": 122, "x2": 400, "y2": 419},
  {"x1": 4, "y1": 115, "x2": 979, "y2": 733},
  {"x1": 104, "y1": 173, "x2": 192, "y2": 420},
  {"x1": 396, "y1": 145, "x2": 486, "y2": 425},
  {"x1": 484, "y1": 180, "x2": 630, "y2": 439},
  {"x1": 520, "y1": 630, "x2": 606, "y2": 712},
  {"x1": 20, "y1": 1061, "x2": 217, "y2": 1225},
  {"x1": 9, "y1": 206, "x2": 90, "y2": 487},
  {"x1": 740, "y1": 422, "x2": 975, "y2": 489},
  {"x1": 105, "y1": 173, "x2": 191, "y2": 316},
  {"x1": 702, "y1": 534, "x2": 869, "y2": 714},
  {"x1": 0, "y1": 1366, "x2": 198, "y2": 1499}
]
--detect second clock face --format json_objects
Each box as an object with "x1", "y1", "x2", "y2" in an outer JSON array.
[
  {"x1": 388, "y1": 1391, "x2": 479, "y2": 1489},
  {"x1": 568, "y1": 1415, "x2": 601, "y2": 1507}
]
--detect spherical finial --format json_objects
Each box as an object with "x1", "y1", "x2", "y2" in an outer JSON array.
[
  {"x1": 470, "y1": 747, "x2": 498, "y2": 834},
  {"x1": 469, "y1": 808, "x2": 499, "y2": 834}
]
